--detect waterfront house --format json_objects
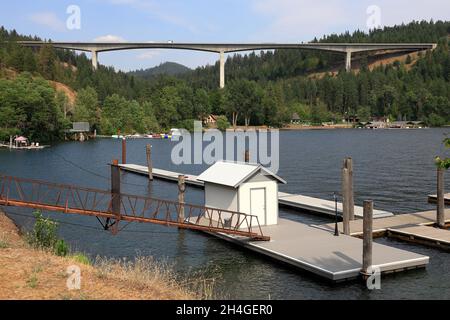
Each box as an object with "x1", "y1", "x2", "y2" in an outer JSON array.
[
  {"x1": 365, "y1": 121, "x2": 388, "y2": 129},
  {"x1": 67, "y1": 122, "x2": 90, "y2": 141},
  {"x1": 197, "y1": 161, "x2": 286, "y2": 226},
  {"x1": 203, "y1": 114, "x2": 219, "y2": 126}
]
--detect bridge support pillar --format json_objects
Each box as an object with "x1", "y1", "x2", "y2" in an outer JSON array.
[
  {"x1": 345, "y1": 50, "x2": 352, "y2": 72},
  {"x1": 91, "y1": 50, "x2": 98, "y2": 70},
  {"x1": 219, "y1": 50, "x2": 225, "y2": 89}
]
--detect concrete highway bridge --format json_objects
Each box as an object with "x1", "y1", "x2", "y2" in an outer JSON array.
[{"x1": 18, "y1": 41, "x2": 436, "y2": 88}]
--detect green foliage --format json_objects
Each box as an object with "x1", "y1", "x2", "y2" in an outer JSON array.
[
  {"x1": 177, "y1": 119, "x2": 196, "y2": 132},
  {"x1": 71, "y1": 253, "x2": 91, "y2": 265},
  {"x1": 215, "y1": 115, "x2": 230, "y2": 131},
  {"x1": 435, "y1": 137, "x2": 450, "y2": 169},
  {"x1": 54, "y1": 239, "x2": 69, "y2": 257},
  {"x1": 1, "y1": 21, "x2": 449, "y2": 135},
  {"x1": 426, "y1": 113, "x2": 446, "y2": 127},
  {"x1": 0, "y1": 73, "x2": 67, "y2": 141},
  {"x1": 73, "y1": 86, "x2": 99, "y2": 127},
  {"x1": 27, "y1": 210, "x2": 59, "y2": 249},
  {"x1": 100, "y1": 94, "x2": 159, "y2": 134}
]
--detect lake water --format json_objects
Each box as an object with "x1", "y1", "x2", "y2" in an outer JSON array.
[{"x1": 0, "y1": 128, "x2": 449, "y2": 299}]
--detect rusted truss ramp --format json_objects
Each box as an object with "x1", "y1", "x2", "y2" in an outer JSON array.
[{"x1": 0, "y1": 175, "x2": 269, "y2": 241}]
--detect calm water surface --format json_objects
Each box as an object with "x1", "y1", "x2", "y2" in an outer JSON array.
[{"x1": 0, "y1": 129, "x2": 449, "y2": 299}]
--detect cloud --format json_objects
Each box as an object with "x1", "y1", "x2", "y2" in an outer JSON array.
[
  {"x1": 29, "y1": 12, "x2": 66, "y2": 32},
  {"x1": 93, "y1": 34, "x2": 127, "y2": 42},
  {"x1": 136, "y1": 50, "x2": 161, "y2": 60}
]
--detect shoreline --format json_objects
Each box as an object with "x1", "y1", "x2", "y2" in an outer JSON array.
[{"x1": 0, "y1": 210, "x2": 193, "y2": 300}]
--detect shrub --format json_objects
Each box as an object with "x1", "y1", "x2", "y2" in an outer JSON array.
[
  {"x1": 54, "y1": 239, "x2": 69, "y2": 257},
  {"x1": 27, "y1": 210, "x2": 58, "y2": 249},
  {"x1": 71, "y1": 253, "x2": 91, "y2": 265},
  {"x1": 216, "y1": 115, "x2": 230, "y2": 131}
]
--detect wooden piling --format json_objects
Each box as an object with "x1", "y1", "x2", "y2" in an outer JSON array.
[
  {"x1": 178, "y1": 175, "x2": 186, "y2": 223},
  {"x1": 122, "y1": 138, "x2": 127, "y2": 164},
  {"x1": 345, "y1": 158, "x2": 355, "y2": 221},
  {"x1": 110, "y1": 159, "x2": 121, "y2": 233},
  {"x1": 342, "y1": 167, "x2": 350, "y2": 235},
  {"x1": 362, "y1": 200, "x2": 373, "y2": 276},
  {"x1": 437, "y1": 167, "x2": 445, "y2": 228},
  {"x1": 244, "y1": 150, "x2": 250, "y2": 163},
  {"x1": 146, "y1": 144, "x2": 153, "y2": 180}
]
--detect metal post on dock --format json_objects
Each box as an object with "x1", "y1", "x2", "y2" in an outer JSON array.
[
  {"x1": 122, "y1": 137, "x2": 127, "y2": 164},
  {"x1": 9, "y1": 136, "x2": 12, "y2": 149},
  {"x1": 146, "y1": 144, "x2": 153, "y2": 181},
  {"x1": 437, "y1": 167, "x2": 445, "y2": 228},
  {"x1": 178, "y1": 175, "x2": 186, "y2": 223},
  {"x1": 342, "y1": 167, "x2": 350, "y2": 235},
  {"x1": 345, "y1": 158, "x2": 355, "y2": 220},
  {"x1": 244, "y1": 149, "x2": 250, "y2": 163},
  {"x1": 362, "y1": 200, "x2": 373, "y2": 277}
]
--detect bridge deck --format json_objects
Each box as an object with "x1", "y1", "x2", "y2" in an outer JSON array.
[{"x1": 119, "y1": 164, "x2": 393, "y2": 219}]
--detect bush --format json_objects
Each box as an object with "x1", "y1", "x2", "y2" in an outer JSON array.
[
  {"x1": 177, "y1": 119, "x2": 196, "y2": 132},
  {"x1": 54, "y1": 239, "x2": 69, "y2": 257},
  {"x1": 71, "y1": 253, "x2": 91, "y2": 265},
  {"x1": 426, "y1": 113, "x2": 446, "y2": 127},
  {"x1": 216, "y1": 115, "x2": 230, "y2": 131},
  {"x1": 27, "y1": 210, "x2": 58, "y2": 249}
]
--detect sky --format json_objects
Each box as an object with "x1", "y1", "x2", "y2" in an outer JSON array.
[{"x1": 1, "y1": 0, "x2": 449, "y2": 71}]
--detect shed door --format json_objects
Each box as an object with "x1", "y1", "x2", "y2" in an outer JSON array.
[{"x1": 250, "y1": 188, "x2": 266, "y2": 225}]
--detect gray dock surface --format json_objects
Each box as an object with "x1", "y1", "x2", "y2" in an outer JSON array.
[
  {"x1": 316, "y1": 209, "x2": 450, "y2": 250},
  {"x1": 119, "y1": 164, "x2": 393, "y2": 219},
  {"x1": 428, "y1": 193, "x2": 450, "y2": 205},
  {"x1": 317, "y1": 209, "x2": 450, "y2": 236},
  {"x1": 192, "y1": 217, "x2": 429, "y2": 281}
]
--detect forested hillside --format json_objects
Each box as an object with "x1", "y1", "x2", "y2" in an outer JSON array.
[
  {"x1": 129, "y1": 62, "x2": 191, "y2": 79},
  {"x1": 0, "y1": 20, "x2": 449, "y2": 142}
]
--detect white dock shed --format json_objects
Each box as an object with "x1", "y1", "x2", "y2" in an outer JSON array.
[{"x1": 197, "y1": 162, "x2": 286, "y2": 226}]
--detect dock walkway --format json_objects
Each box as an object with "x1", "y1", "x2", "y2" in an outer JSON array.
[
  {"x1": 316, "y1": 209, "x2": 450, "y2": 250},
  {"x1": 428, "y1": 193, "x2": 450, "y2": 205},
  {"x1": 119, "y1": 164, "x2": 393, "y2": 219},
  {"x1": 192, "y1": 217, "x2": 429, "y2": 281}
]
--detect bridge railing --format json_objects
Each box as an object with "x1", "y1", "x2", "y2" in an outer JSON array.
[{"x1": 0, "y1": 175, "x2": 269, "y2": 240}]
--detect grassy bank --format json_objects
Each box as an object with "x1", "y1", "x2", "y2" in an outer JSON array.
[{"x1": 0, "y1": 210, "x2": 212, "y2": 300}]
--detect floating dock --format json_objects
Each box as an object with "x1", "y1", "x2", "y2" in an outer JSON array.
[
  {"x1": 278, "y1": 192, "x2": 392, "y2": 218},
  {"x1": 428, "y1": 193, "x2": 450, "y2": 205},
  {"x1": 120, "y1": 163, "x2": 431, "y2": 280},
  {"x1": 190, "y1": 217, "x2": 429, "y2": 281},
  {"x1": 316, "y1": 209, "x2": 450, "y2": 250},
  {"x1": 119, "y1": 164, "x2": 393, "y2": 219}
]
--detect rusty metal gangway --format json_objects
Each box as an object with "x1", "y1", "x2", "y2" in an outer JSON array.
[{"x1": 0, "y1": 174, "x2": 269, "y2": 241}]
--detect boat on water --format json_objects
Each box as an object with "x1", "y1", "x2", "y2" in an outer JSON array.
[
  {"x1": 112, "y1": 130, "x2": 179, "y2": 140},
  {"x1": 0, "y1": 136, "x2": 48, "y2": 150}
]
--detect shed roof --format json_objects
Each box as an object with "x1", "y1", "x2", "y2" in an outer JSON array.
[{"x1": 197, "y1": 161, "x2": 286, "y2": 188}]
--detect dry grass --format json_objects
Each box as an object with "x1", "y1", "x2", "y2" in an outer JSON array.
[
  {"x1": 0, "y1": 211, "x2": 216, "y2": 300},
  {"x1": 93, "y1": 256, "x2": 218, "y2": 300}
]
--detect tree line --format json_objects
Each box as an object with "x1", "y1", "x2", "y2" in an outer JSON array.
[{"x1": 0, "y1": 20, "x2": 449, "y2": 141}]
